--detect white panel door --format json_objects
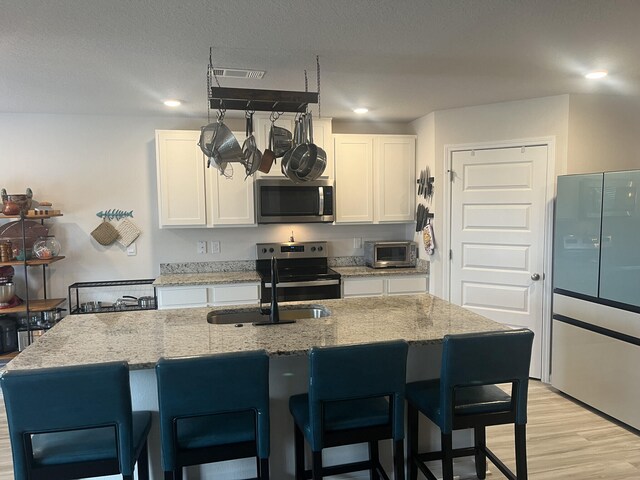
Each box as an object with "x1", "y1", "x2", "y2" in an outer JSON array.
[
  {"x1": 155, "y1": 130, "x2": 207, "y2": 227},
  {"x1": 334, "y1": 135, "x2": 374, "y2": 223},
  {"x1": 450, "y1": 146, "x2": 548, "y2": 378}
]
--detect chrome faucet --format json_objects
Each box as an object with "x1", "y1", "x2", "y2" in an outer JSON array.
[{"x1": 269, "y1": 256, "x2": 280, "y2": 323}]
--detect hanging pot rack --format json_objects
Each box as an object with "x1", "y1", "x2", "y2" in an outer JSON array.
[{"x1": 209, "y1": 87, "x2": 318, "y2": 113}]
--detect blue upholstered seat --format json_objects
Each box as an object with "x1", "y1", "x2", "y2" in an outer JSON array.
[
  {"x1": 1, "y1": 362, "x2": 152, "y2": 480},
  {"x1": 155, "y1": 350, "x2": 270, "y2": 480},
  {"x1": 406, "y1": 329, "x2": 534, "y2": 480},
  {"x1": 289, "y1": 340, "x2": 409, "y2": 480}
]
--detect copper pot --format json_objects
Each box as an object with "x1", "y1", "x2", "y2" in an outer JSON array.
[{"x1": 1, "y1": 188, "x2": 33, "y2": 215}]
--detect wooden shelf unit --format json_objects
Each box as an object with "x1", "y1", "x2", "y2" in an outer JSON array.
[
  {"x1": 0, "y1": 212, "x2": 63, "y2": 220},
  {"x1": 0, "y1": 255, "x2": 65, "y2": 267},
  {"x1": 0, "y1": 298, "x2": 65, "y2": 315}
]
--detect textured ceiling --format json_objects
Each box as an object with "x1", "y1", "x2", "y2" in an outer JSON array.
[{"x1": 2, "y1": 0, "x2": 640, "y2": 121}]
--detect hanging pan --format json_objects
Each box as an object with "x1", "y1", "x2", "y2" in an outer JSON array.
[{"x1": 241, "y1": 111, "x2": 262, "y2": 177}]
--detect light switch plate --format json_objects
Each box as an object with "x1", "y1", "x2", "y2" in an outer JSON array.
[
  {"x1": 211, "y1": 241, "x2": 221, "y2": 254},
  {"x1": 353, "y1": 237, "x2": 363, "y2": 249},
  {"x1": 197, "y1": 241, "x2": 207, "y2": 254}
]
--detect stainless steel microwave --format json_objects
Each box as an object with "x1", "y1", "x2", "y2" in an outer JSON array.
[
  {"x1": 364, "y1": 241, "x2": 417, "y2": 268},
  {"x1": 256, "y1": 179, "x2": 334, "y2": 224}
]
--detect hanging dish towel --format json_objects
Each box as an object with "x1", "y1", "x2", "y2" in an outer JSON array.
[
  {"x1": 422, "y1": 223, "x2": 435, "y2": 256},
  {"x1": 115, "y1": 219, "x2": 141, "y2": 248},
  {"x1": 91, "y1": 220, "x2": 119, "y2": 246}
]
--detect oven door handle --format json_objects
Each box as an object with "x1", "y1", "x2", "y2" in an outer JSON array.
[{"x1": 264, "y1": 279, "x2": 340, "y2": 288}]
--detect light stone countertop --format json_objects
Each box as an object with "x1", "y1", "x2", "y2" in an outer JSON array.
[
  {"x1": 153, "y1": 271, "x2": 261, "y2": 286},
  {"x1": 154, "y1": 265, "x2": 427, "y2": 287},
  {"x1": 334, "y1": 265, "x2": 428, "y2": 278},
  {"x1": 7, "y1": 295, "x2": 507, "y2": 371}
]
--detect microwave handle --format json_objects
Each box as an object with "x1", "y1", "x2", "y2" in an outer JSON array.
[{"x1": 318, "y1": 187, "x2": 324, "y2": 215}]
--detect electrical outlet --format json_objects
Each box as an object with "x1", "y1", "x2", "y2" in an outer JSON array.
[
  {"x1": 197, "y1": 241, "x2": 207, "y2": 254},
  {"x1": 353, "y1": 237, "x2": 363, "y2": 249},
  {"x1": 210, "y1": 241, "x2": 221, "y2": 254},
  {"x1": 126, "y1": 242, "x2": 137, "y2": 256}
]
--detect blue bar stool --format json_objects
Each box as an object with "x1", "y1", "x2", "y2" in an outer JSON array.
[
  {"x1": 155, "y1": 350, "x2": 270, "y2": 480},
  {"x1": 406, "y1": 329, "x2": 534, "y2": 480},
  {"x1": 1, "y1": 361, "x2": 152, "y2": 480},
  {"x1": 289, "y1": 340, "x2": 409, "y2": 480}
]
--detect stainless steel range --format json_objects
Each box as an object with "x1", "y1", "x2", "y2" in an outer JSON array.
[{"x1": 256, "y1": 242, "x2": 341, "y2": 303}]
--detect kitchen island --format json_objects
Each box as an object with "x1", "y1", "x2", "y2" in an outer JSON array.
[{"x1": 7, "y1": 294, "x2": 508, "y2": 479}]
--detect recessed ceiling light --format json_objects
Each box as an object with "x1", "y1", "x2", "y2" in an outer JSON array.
[
  {"x1": 353, "y1": 107, "x2": 369, "y2": 114},
  {"x1": 163, "y1": 99, "x2": 182, "y2": 107},
  {"x1": 585, "y1": 70, "x2": 608, "y2": 79}
]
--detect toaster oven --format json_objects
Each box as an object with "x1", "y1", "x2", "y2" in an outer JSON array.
[{"x1": 364, "y1": 241, "x2": 417, "y2": 268}]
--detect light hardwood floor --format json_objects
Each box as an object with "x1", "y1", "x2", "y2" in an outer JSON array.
[{"x1": 0, "y1": 381, "x2": 639, "y2": 479}]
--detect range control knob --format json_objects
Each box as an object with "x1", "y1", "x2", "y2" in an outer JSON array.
[
  {"x1": 317, "y1": 246, "x2": 323, "y2": 252},
  {"x1": 269, "y1": 247, "x2": 274, "y2": 253},
  {"x1": 310, "y1": 246, "x2": 316, "y2": 252},
  {"x1": 261, "y1": 248, "x2": 267, "y2": 254}
]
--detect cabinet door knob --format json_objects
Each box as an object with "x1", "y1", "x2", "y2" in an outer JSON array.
[{"x1": 531, "y1": 273, "x2": 541, "y2": 281}]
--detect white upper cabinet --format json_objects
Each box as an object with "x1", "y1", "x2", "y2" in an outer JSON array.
[
  {"x1": 334, "y1": 134, "x2": 415, "y2": 224},
  {"x1": 254, "y1": 114, "x2": 333, "y2": 179},
  {"x1": 375, "y1": 136, "x2": 416, "y2": 222},
  {"x1": 155, "y1": 130, "x2": 255, "y2": 228},
  {"x1": 334, "y1": 135, "x2": 375, "y2": 223},
  {"x1": 156, "y1": 130, "x2": 207, "y2": 227}
]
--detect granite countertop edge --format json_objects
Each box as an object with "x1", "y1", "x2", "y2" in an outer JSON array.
[
  {"x1": 7, "y1": 295, "x2": 506, "y2": 372},
  {"x1": 154, "y1": 265, "x2": 428, "y2": 286}
]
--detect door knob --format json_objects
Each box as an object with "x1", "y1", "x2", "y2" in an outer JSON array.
[{"x1": 531, "y1": 273, "x2": 540, "y2": 281}]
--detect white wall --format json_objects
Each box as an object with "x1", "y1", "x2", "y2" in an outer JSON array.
[
  {"x1": 568, "y1": 94, "x2": 640, "y2": 174},
  {"x1": 411, "y1": 95, "x2": 571, "y2": 297},
  {"x1": 0, "y1": 113, "x2": 409, "y2": 301},
  {"x1": 410, "y1": 112, "x2": 435, "y2": 261}
]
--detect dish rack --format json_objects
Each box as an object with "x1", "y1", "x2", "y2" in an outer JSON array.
[{"x1": 68, "y1": 279, "x2": 157, "y2": 315}]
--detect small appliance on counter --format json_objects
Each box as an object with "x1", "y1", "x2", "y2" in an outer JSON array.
[
  {"x1": 68, "y1": 279, "x2": 157, "y2": 314},
  {"x1": 256, "y1": 242, "x2": 341, "y2": 303},
  {"x1": 364, "y1": 241, "x2": 417, "y2": 269}
]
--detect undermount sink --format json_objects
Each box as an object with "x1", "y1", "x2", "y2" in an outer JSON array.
[{"x1": 207, "y1": 305, "x2": 330, "y2": 325}]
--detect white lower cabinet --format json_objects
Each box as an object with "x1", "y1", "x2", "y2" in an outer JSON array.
[
  {"x1": 155, "y1": 130, "x2": 255, "y2": 228},
  {"x1": 342, "y1": 275, "x2": 427, "y2": 298},
  {"x1": 157, "y1": 283, "x2": 260, "y2": 309},
  {"x1": 157, "y1": 286, "x2": 209, "y2": 308}
]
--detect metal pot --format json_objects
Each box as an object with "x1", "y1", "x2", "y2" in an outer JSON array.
[
  {"x1": 122, "y1": 295, "x2": 156, "y2": 309},
  {"x1": 0, "y1": 282, "x2": 16, "y2": 306},
  {"x1": 138, "y1": 296, "x2": 156, "y2": 308},
  {"x1": 293, "y1": 113, "x2": 327, "y2": 181}
]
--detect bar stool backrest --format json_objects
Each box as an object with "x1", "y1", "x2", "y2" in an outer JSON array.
[
  {"x1": 155, "y1": 350, "x2": 270, "y2": 465},
  {"x1": 308, "y1": 340, "x2": 409, "y2": 450},
  {"x1": 440, "y1": 329, "x2": 534, "y2": 433},
  {"x1": 1, "y1": 362, "x2": 134, "y2": 477}
]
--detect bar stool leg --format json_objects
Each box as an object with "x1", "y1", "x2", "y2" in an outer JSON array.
[
  {"x1": 369, "y1": 441, "x2": 380, "y2": 480},
  {"x1": 259, "y1": 457, "x2": 270, "y2": 480},
  {"x1": 515, "y1": 424, "x2": 528, "y2": 480},
  {"x1": 294, "y1": 423, "x2": 305, "y2": 480},
  {"x1": 393, "y1": 439, "x2": 405, "y2": 480},
  {"x1": 474, "y1": 426, "x2": 487, "y2": 479},
  {"x1": 135, "y1": 440, "x2": 148, "y2": 480},
  {"x1": 312, "y1": 450, "x2": 323, "y2": 480},
  {"x1": 441, "y1": 432, "x2": 454, "y2": 480},
  {"x1": 407, "y1": 404, "x2": 418, "y2": 480}
]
